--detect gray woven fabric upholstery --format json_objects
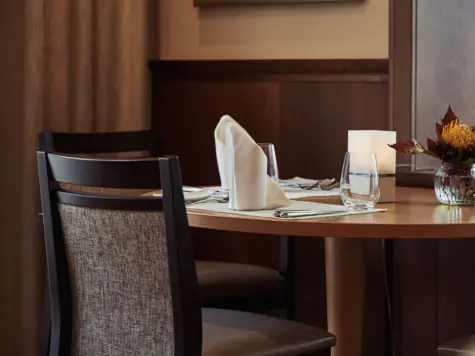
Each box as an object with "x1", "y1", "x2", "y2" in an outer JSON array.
[{"x1": 58, "y1": 203, "x2": 175, "y2": 356}]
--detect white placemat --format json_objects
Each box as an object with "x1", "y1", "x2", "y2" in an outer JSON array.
[{"x1": 188, "y1": 200, "x2": 386, "y2": 220}]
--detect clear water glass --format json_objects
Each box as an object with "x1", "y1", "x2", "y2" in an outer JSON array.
[
  {"x1": 340, "y1": 152, "x2": 380, "y2": 209},
  {"x1": 258, "y1": 143, "x2": 279, "y2": 182}
]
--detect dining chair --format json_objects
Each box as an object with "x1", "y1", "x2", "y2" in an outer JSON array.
[
  {"x1": 38, "y1": 129, "x2": 293, "y2": 356},
  {"x1": 37, "y1": 151, "x2": 336, "y2": 355},
  {"x1": 438, "y1": 335, "x2": 475, "y2": 355},
  {"x1": 38, "y1": 129, "x2": 291, "y2": 314}
]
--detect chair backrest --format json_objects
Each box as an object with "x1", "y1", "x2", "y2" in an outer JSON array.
[
  {"x1": 38, "y1": 129, "x2": 158, "y2": 155},
  {"x1": 37, "y1": 152, "x2": 201, "y2": 356},
  {"x1": 37, "y1": 129, "x2": 161, "y2": 196}
]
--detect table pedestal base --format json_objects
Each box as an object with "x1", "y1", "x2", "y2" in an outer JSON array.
[{"x1": 325, "y1": 237, "x2": 365, "y2": 356}]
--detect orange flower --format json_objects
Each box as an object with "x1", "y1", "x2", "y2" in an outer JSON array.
[{"x1": 441, "y1": 120, "x2": 475, "y2": 149}]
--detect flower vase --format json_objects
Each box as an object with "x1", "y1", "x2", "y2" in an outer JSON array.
[{"x1": 434, "y1": 163, "x2": 475, "y2": 205}]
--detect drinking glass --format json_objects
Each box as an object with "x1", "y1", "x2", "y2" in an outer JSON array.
[
  {"x1": 340, "y1": 152, "x2": 380, "y2": 209},
  {"x1": 258, "y1": 143, "x2": 279, "y2": 182}
]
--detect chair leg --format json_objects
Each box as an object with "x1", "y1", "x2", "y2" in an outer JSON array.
[
  {"x1": 38, "y1": 214, "x2": 51, "y2": 356},
  {"x1": 39, "y1": 276, "x2": 51, "y2": 356}
]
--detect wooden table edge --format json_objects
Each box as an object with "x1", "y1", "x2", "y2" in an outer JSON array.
[{"x1": 187, "y1": 210, "x2": 475, "y2": 239}]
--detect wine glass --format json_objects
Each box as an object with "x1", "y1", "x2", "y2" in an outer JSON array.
[{"x1": 258, "y1": 143, "x2": 279, "y2": 182}]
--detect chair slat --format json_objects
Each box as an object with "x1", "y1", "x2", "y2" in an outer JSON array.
[
  {"x1": 57, "y1": 191, "x2": 164, "y2": 211},
  {"x1": 47, "y1": 154, "x2": 162, "y2": 189},
  {"x1": 39, "y1": 130, "x2": 156, "y2": 154}
]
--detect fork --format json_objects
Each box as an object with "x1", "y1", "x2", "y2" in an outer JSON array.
[
  {"x1": 302, "y1": 178, "x2": 337, "y2": 190},
  {"x1": 186, "y1": 195, "x2": 229, "y2": 206}
]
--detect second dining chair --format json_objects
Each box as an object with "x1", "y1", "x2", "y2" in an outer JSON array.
[{"x1": 37, "y1": 151, "x2": 336, "y2": 355}]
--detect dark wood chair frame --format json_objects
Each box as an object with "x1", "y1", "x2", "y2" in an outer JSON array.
[
  {"x1": 37, "y1": 129, "x2": 296, "y2": 355},
  {"x1": 38, "y1": 152, "x2": 203, "y2": 356},
  {"x1": 37, "y1": 129, "x2": 160, "y2": 356},
  {"x1": 38, "y1": 129, "x2": 159, "y2": 155}
]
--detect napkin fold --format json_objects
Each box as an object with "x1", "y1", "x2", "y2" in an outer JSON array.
[{"x1": 214, "y1": 115, "x2": 291, "y2": 211}]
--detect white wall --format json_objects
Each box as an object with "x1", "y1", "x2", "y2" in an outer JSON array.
[{"x1": 158, "y1": 0, "x2": 389, "y2": 60}]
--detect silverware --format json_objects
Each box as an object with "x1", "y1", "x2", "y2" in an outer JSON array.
[
  {"x1": 320, "y1": 181, "x2": 340, "y2": 190},
  {"x1": 186, "y1": 196, "x2": 229, "y2": 206},
  {"x1": 302, "y1": 178, "x2": 337, "y2": 190},
  {"x1": 273, "y1": 210, "x2": 348, "y2": 218},
  {"x1": 275, "y1": 208, "x2": 311, "y2": 212},
  {"x1": 280, "y1": 180, "x2": 318, "y2": 189},
  {"x1": 280, "y1": 178, "x2": 340, "y2": 191},
  {"x1": 186, "y1": 197, "x2": 214, "y2": 206},
  {"x1": 300, "y1": 181, "x2": 321, "y2": 190}
]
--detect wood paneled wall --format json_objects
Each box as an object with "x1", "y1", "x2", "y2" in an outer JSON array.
[
  {"x1": 149, "y1": 59, "x2": 389, "y2": 354},
  {"x1": 150, "y1": 59, "x2": 388, "y2": 187}
]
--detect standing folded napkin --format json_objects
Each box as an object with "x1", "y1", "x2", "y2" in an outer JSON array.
[{"x1": 215, "y1": 115, "x2": 291, "y2": 211}]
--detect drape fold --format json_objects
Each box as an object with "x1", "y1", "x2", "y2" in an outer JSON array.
[{"x1": 0, "y1": 0, "x2": 154, "y2": 354}]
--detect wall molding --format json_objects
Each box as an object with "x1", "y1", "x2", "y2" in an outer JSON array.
[{"x1": 149, "y1": 59, "x2": 388, "y2": 82}]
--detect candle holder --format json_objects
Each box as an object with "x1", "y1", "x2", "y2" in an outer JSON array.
[{"x1": 348, "y1": 130, "x2": 397, "y2": 203}]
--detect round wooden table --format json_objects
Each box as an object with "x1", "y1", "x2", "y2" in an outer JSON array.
[{"x1": 186, "y1": 187, "x2": 475, "y2": 356}]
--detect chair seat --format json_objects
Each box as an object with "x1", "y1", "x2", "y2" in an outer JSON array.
[
  {"x1": 202, "y1": 308, "x2": 336, "y2": 356},
  {"x1": 196, "y1": 261, "x2": 287, "y2": 301},
  {"x1": 438, "y1": 334, "x2": 475, "y2": 355}
]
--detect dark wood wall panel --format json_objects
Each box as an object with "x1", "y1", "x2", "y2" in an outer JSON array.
[
  {"x1": 293, "y1": 238, "x2": 327, "y2": 327},
  {"x1": 155, "y1": 81, "x2": 281, "y2": 186},
  {"x1": 280, "y1": 81, "x2": 389, "y2": 179},
  {"x1": 392, "y1": 240, "x2": 438, "y2": 356},
  {"x1": 438, "y1": 239, "x2": 475, "y2": 345}
]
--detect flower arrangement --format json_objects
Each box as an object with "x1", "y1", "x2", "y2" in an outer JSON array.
[
  {"x1": 389, "y1": 106, "x2": 475, "y2": 165},
  {"x1": 389, "y1": 106, "x2": 475, "y2": 205}
]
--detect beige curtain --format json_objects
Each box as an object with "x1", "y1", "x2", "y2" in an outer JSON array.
[{"x1": 0, "y1": 0, "x2": 156, "y2": 354}]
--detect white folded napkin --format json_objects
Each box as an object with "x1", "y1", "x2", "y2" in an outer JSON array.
[{"x1": 214, "y1": 115, "x2": 291, "y2": 211}]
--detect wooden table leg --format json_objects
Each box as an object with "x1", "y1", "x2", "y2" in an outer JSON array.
[{"x1": 325, "y1": 237, "x2": 366, "y2": 356}]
